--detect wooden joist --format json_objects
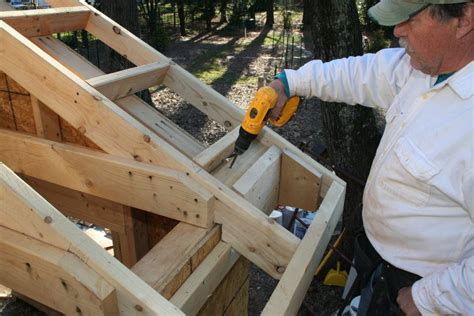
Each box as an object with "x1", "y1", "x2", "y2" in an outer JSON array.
[
  {"x1": 132, "y1": 225, "x2": 220, "y2": 296},
  {"x1": 0, "y1": 163, "x2": 183, "y2": 315},
  {"x1": 170, "y1": 242, "x2": 240, "y2": 315},
  {"x1": 0, "y1": 6, "x2": 90, "y2": 38},
  {"x1": 30, "y1": 35, "x2": 204, "y2": 158},
  {"x1": 0, "y1": 129, "x2": 214, "y2": 228},
  {"x1": 86, "y1": 61, "x2": 170, "y2": 101},
  {"x1": 192, "y1": 127, "x2": 239, "y2": 172},
  {"x1": 233, "y1": 145, "x2": 281, "y2": 213}
]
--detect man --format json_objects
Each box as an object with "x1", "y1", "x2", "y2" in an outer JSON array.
[{"x1": 267, "y1": 0, "x2": 473, "y2": 314}]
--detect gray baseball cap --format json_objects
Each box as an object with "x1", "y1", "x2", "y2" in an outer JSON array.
[{"x1": 368, "y1": 0, "x2": 469, "y2": 26}]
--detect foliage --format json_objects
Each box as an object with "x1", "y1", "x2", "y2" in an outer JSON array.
[
  {"x1": 357, "y1": 0, "x2": 393, "y2": 53},
  {"x1": 150, "y1": 23, "x2": 170, "y2": 51},
  {"x1": 281, "y1": 9, "x2": 292, "y2": 30}
]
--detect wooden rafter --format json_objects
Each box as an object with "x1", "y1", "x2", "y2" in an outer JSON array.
[
  {"x1": 0, "y1": 19, "x2": 300, "y2": 278},
  {"x1": 0, "y1": 163, "x2": 183, "y2": 315},
  {"x1": 0, "y1": 6, "x2": 90, "y2": 37},
  {"x1": 0, "y1": 129, "x2": 214, "y2": 227}
]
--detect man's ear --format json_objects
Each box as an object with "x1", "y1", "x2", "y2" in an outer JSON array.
[{"x1": 456, "y1": 3, "x2": 473, "y2": 39}]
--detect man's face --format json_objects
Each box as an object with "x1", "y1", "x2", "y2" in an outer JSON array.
[{"x1": 394, "y1": 7, "x2": 459, "y2": 75}]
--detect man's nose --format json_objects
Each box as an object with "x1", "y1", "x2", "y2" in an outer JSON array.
[{"x1": 393, "y1": 22, "x2": 407, "y2": 38}]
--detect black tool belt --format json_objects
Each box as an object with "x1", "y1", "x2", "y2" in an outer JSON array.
[{"x1": 353, "y1": 233, "x2": 421, "y2": 316}]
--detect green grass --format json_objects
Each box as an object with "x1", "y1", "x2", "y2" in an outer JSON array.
[{"x1": 189, "y1": 38, "x2": 256, "y2": 85}]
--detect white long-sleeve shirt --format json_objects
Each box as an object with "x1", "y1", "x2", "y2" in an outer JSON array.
[{"x1": 284, "y1": 48, "x2": 473, "y2": 315}]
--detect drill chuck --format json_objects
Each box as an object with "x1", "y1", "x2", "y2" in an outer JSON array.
[{"x1": 234, "y1": 127, "x2": 257, "y2": 154}]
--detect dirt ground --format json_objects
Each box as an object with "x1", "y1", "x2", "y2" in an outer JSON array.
[{"x1": 0, "y1": 18, "x2": 347, "y2": 316}]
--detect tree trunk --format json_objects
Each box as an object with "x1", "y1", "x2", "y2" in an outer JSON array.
[
  {"x1": 219, "y1": 0, "x2": 228, "y2": 23},
  {"x1": 265, "y1": 0, "x2": 274, "y2": 27},
  {"x1": 311, "y1": 0, "x2": 381, "y2": 260},
  {"x1": 204, "y1": 0, "x2": 215, "y2": 31},
  {"x1": 100, "y1": 0, "x2": 152, "y2": 104},
  {"x1": 177, "y1": 0, "x2": 186, "y2": 35},
  {"x1": 302, "y1": 0, "x2": 313, "y2": 29},
  {"x1": 99, "y1": 0, "x2": 140, "y2": 72}
]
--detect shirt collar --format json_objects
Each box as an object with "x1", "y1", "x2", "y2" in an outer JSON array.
[{"x1": 443, "y1": 61, "x2": 474, "y2": 100}]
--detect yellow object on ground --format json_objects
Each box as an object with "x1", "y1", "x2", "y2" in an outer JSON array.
[{"x1": 323, "y1": 261, "x2": 348, "y2": 287}]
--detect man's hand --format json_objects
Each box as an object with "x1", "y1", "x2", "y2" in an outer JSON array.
[
  {"x1": 267, "y1": 79, "x2": 288, "y2": 120},
  {"x1": 397, "y1": 286, "x2": 421, "y2": 316}
]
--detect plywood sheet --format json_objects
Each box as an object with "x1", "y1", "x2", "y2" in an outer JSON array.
[
  {"x1": 10, "y1": 93, "x2": 35, "y2": 134},
  {"x1": 59, "y1": 117, "x2": 101, "y2": 149},
  {"x1": 6, "y1": 76, "x2": 29, "y2": 95},
  {"x1": 0, "y1": 92, "x2": 15, "y2": 130},
  {"x1": 0, "y1": 72, "x2": 7, "y2": 91}
]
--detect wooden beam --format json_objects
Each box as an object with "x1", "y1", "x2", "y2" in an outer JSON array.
[
  {"x1": 110, "y1": 208, "x2": 150, "y2": 268},
  {"x1": 132, "y1": 224, "x2": 218, "y2": 296},
  {"x1": 262, "y1": 181, "x2": 345, "y2": 316},
  {"x1": 196, "y1": 257, "x2": 249, "y2": 315},
  {"x1": 84, "y1": 2, "x2": 244, "y2": 131},
  {"x1": 0, "y1": 163, "x2": 184, "y2": 315},
  {"x1": 233, "y1": 145, "x2": 281, "y2": 214},
  {"x1": 30, "y1": 35, "x2": 204, "y2": 158},
  {"x1": 212, "y1": 142, "x2": 268, "y2": 187},
  {"x1": 0, "y1": 129, "x2": 214, "y2": 228},
  {"x1": 23, "y1": 176, "x2": 148, "y2": 267},
  {"x1": 44, "y1": 0, "x2": 82, "y2": 7},
  {"x1": 170, "y1": 242, "x2": 239, "y2": 315},
  {"x1": 0, "y1": 7, "x2": 90, "y2": 38},
  {"x1": 193, "y1": 127, "x2": 239, "y2": 172},
  {"x1": 279, "y1": 149, "x2": 322, "y2": 211},
  {"x1": 86, "y1": 61, "x2": 169, "y2": 101},
  {"x1": 30, "y1": 96, "x2": 62, "y2": 141},
  {"x1": 24, "y1": 176, "x2": 131, "y2": 233},
  {"x1": 0, "y1": 227, "x2": 119, "y2": 315}
]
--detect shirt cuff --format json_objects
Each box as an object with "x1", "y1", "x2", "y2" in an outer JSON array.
[
  {"x1": 275, "y1": 72, "x2": 290, "y2": 97},
  {"x1": 412, "y1": 280, "x2": 438, "y2": 315}
]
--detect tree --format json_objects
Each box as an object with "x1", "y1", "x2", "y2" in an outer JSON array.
[
  {"x1": 138, "y1": 0, "x2": 169, "y2": 51},
  {"x1": 265, "y1": 0, "x2": 274, "y2": 27},
  {"x1": 99, "y1": 0, "x2": 140, "y2": 72},
  {"x1": 177, "y1": 0, "x2": 186, "y2": 36},
  {"x1": 302, "y1": 0, "x2": 313, "y2": 29},
  {"x1": 310, "y1": 0, "x2": 381, "y2": 259},
  {"x1": 219, "y1": 0, "x2": 228, "y2": 23},
  {"x1": 203, "y1": 0, "x2": 216, "y2": 31}
]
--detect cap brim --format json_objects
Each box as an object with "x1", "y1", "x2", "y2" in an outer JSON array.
[{"x1": 368, "y1": 0, "x2": 426, "y2": 26}]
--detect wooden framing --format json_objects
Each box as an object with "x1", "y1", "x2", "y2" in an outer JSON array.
[{"x1": 0, "y1": 1, "x2": 346, "y2": 314}]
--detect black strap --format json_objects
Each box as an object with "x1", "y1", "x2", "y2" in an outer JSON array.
[{"x1": 353, "y1": 233, "x2": 421, "y2": 316}]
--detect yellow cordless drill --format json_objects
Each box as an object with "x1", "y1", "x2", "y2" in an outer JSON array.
[{"x1": 228, "y1": 86, "x2": 300, "y2": 168}]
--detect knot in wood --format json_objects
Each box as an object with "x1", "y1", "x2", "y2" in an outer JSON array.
[
  {"x1": 112, "y1": 25, "x2": 121, "y2": 35},
  {"x1": 134, "y1": 305, "x2": 143, "y2": 312}
]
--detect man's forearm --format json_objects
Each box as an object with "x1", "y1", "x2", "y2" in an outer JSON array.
[{"x1": 412, "y1": 256, "x2": 474, "y2": 314}]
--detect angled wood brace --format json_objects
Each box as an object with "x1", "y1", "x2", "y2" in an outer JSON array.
[{"x1": 0, "y1": 1, "x2": 346, "y2": 314}]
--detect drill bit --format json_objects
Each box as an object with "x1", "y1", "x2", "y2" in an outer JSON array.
[{"x1": 227, "y1": 152, "x2": 238, "y2": 169}]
